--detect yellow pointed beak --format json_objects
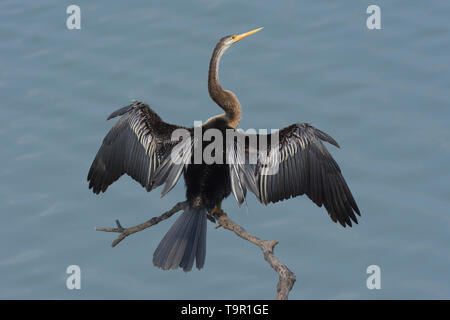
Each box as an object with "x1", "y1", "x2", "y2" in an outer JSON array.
[{"x1": 232, "y1": 27, "x2": 263, "y2": 42}]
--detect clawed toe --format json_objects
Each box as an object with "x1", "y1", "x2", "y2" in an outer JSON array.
[
  {"x1": 206, "y1": 213, "x2": 216, "y2": 223},
  {"x1": 211, "y1": 207, "x2": 224, "y2": 216}
]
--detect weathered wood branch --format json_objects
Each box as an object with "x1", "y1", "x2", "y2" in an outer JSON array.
[
  {"x1": 95, "y1": 201, "x2": 187, "y2": 247},
  {"x1": 212, "y1": 209, "x2": 296, "y2": 300},
  {"x1": 95, "y1": 202, "x2": 296, "y2": 299}
]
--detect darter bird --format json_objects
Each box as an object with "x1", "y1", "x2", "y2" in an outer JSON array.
[{"x1": 87, "y1": 28, "x2": 360, "y2": 272}]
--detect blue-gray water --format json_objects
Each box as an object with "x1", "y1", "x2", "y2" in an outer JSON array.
[{"x1": 1, "y1": 0, "x2": 449, "y2": 299}]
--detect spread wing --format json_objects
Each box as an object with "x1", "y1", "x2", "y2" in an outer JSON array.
[
  {"x1": 87, "y1": 100, "x2": 190, "y2": 194},
  {"x1": 228, "y1": 123, "x2": 360, "y2": 227}
]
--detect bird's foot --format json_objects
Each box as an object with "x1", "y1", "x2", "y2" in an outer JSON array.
[
  {"x1": 211, "y1": 206, "x2": 225, "y2": 217},
  {"x1": 206, "y1": 213, "x2": 216, "y2": 223},
  {"x1": 210, "y1": 207, "x2": 226, "y2": 229},
  {"x1": 209, "y1": 202, "x2": 226, "y2": 228}
]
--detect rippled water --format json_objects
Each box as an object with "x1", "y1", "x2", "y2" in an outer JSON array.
[{"x1": 1, "y1": 0, "x2": 449, "y2": 299}]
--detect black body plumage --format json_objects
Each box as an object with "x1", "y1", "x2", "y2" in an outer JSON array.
[{"x1": 153, "y1": 122, "x2": 232, "y2": 271}]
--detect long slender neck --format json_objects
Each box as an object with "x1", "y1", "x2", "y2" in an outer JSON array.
[{"x1": 208, "y1": 42, "x2": 241, "y2": 128}]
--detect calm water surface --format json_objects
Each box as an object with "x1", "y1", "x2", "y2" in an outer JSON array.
[{"x1": 0, "y1": 0, "x2": 449, "y2": 299}]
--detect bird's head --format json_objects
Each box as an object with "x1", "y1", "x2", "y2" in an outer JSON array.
[{"x1": 218, "y1": 27, "x2": 263, "y2": 49}]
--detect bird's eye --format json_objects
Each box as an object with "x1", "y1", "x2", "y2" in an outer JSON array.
[{"x1": 232, "y1": 35, "x2": 236, "y2": 40}]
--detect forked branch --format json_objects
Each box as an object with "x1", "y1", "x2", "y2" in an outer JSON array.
[
  {"x1": 95, "y1": 201, "x2": 187, "y2": 247},
  {"x1": 95, "y1": 202, "x2": 296, "y2": 299}
]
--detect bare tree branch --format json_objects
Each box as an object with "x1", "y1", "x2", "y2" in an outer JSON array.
[
  {"x1": 211, "y1": 208, "x2": 296, "y2": 300},
  {"x1": 95, "y1": 201, "x2": 187, "y2": 247},
  {"x1": 95, "y1": 202, "x2": 296, "y2": 299}
]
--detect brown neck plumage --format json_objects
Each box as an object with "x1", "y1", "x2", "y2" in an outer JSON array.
[{"x1": 207, "y1": 41, "x2": 241, "y2": 129}]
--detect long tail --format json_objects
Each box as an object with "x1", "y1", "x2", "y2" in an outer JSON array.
[{"x1": 153, "y1": 205, "x2": 207, "y2": 272}]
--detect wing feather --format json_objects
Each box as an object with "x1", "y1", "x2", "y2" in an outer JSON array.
[
  {"x1": 228, "y1": 123, "x2": 360, "y2": 227},
  {"x1": 87, "y1": 100, "x2": 189, "y2": 195}
]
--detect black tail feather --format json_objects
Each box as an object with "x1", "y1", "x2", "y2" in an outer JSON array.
[{"x1": 153, "y1": 205, "x2": 207, "y2": 272}]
